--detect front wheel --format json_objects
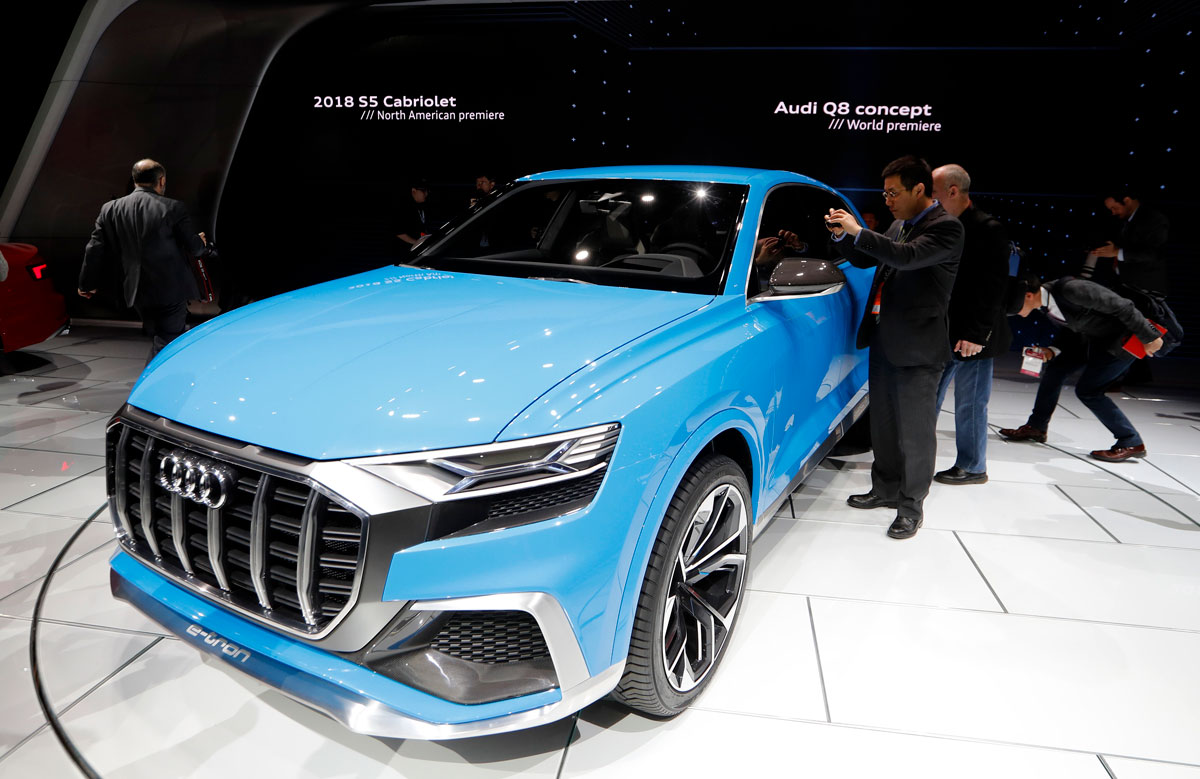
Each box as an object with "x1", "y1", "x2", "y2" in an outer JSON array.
[{"x1": 613, "y1": 453, "x2": 751, "y2": 716}]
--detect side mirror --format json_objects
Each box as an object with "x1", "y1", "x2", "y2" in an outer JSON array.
[{"x1": 762, "y1": 259, "x2": 846, "y2": 298}]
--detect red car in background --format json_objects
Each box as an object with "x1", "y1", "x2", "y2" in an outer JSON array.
[{"x1": 0, "y1": 243, "x2": 69, "y2": 352}]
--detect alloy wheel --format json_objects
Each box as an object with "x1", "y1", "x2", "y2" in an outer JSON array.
[{"x1": 660, "y1": 482, "x2": 749, "y2": 692}]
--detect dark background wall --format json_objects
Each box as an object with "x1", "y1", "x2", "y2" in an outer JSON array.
[{"x1": 3, "y1": 0, "x2": 1196, "y2": 358}]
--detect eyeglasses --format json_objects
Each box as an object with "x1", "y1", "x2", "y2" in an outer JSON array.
[{"x1": 882, "y1": 187, "x2": 911, "y2": 201}]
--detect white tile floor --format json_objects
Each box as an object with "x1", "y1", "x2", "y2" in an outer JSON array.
[{"x1": 0, "y1": 327, "x2": 1198, "y2": 777}]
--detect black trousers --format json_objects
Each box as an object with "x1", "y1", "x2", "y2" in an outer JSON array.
[
  {"x1": 136, "y1": 301, "x2": 189, "y2": 362},
  {"x1": 868, "y1": 345, "x2": 946, "y2": 520}
]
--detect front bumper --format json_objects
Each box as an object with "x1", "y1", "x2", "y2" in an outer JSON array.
[{"x1": 110, "y1": 551, "x2": 623, "y2": 739}]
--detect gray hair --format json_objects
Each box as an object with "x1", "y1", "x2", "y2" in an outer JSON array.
[{"x1": 936, "y1": 164, "x2": 971, "y2": 193}]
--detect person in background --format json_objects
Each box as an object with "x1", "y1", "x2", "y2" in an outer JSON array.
[
  {"x1": 396, "y1": 180, "x2": 440, "y2": 250},
  {"x1": 1082, "y1": 186, "x2": 1169, "y2": 296},
  {"x1": 999, "y1": 273, "x2": 1163, "y2": 461},
  {"x1": 469, "y1": 174, "x2": 497, "y2": 208},
  {"x1": 929, "y1": 164, "x2": 1012, "y2": 486},
  {"x1": 78, "y1": 158, "x2": 206, "y2": 361}
]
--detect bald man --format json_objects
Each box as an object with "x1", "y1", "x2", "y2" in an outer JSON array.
[
  {"x1": 79, "y1": 159, "x2": 206, "y2": 361},
  {"x1": 929, "y1": 164, "x2": 1012, "y2": 485}
]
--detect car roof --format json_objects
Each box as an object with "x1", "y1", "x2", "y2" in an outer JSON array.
[{"x1": 519, "y1": 165, "x2": 833, "y2": 190}]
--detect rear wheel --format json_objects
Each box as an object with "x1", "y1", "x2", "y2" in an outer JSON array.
[{"x1": 613, "y1": 453, "x2": 751, "y2": 716}]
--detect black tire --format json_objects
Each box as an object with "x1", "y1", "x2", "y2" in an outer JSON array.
[{"x1": 613, "y1": 453, "x2": 751, "y2": 717}]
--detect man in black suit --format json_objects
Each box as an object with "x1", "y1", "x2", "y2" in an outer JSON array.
[
  {"x1": 929, "y1": 164, "x2": 1012, "y2": 486},
  {"x1": 1083, "y1": 188, "x2": 1169, "y2": 295},
  {"x1": 79, "y1": 159, "x2": 206, "y2": 360},
  {"x1": 999, "y1": 274, "x2": 1163, "y2": 461},
  {"x1": 825, "y1": 156, "x2": 963, "y2": 539}
]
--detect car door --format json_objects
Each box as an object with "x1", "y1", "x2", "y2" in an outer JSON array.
[{"x1": 746, "y1": 184, "x2": 872, "y2": 504}]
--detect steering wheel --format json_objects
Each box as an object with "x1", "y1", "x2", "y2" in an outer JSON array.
[{"x1": 660, "y1": 242, "x2": 714, "y2": 263}]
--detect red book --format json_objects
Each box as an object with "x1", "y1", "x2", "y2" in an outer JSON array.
[{"x1": 1122, "y1": 321, "x2": 1168, "y2": 359}]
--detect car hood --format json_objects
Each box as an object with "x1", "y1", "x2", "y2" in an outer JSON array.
[{"x1": 128, "y1": 267, "x2": 710, "y2": 459}]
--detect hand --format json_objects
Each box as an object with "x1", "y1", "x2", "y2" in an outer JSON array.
[
  {"x1": 826, "y1": 208, "x2": 862, "y2": 237},
  {"x1": 77, "y1": 288, "x2": 97, "y2": 299},
  {"x1": 1089, "y1": 241, "x2": 1118, "y2": 258},
  {"x1": 1024, "y1": 346, "x2": 1055, "y2": 361},
  {"x1": 754, "y1": 236, "x2": 784, "y2": 265},
  {"x1": 1144, "y1": 336, "x2": 1163, "y2": 357},
  {"x1": 198, "y1": 231, "x2": 207, "y2": 246},
  {"x1": 955, "y1": 339, "x2": 984, "y2": 357},
  {"x1": 757, "y1": 229, "x2": 806, "y2": 263}
]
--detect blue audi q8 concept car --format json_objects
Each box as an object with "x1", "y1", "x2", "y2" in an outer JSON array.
[{"x1": 106, "y1": 166, "x2": 872, "y2": 738}]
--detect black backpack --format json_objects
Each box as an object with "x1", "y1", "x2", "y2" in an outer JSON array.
[{"x1": 1119, "y1": 283, "x2": 1184, "y2": 357}]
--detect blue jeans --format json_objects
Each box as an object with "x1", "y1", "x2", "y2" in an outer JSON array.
[
  {"x1": 935, "y1": 358, "x2": 993, "y2": 474},
  {"x1": 1027, "y1": 343, "x2": 1141, "y2": 447}
]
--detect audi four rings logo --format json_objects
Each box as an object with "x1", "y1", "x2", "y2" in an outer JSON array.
[{"x1": 157, "y1": 450, "x2": 236, "y2": 509}]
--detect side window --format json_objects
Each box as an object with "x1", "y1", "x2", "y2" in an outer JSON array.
[{"x1": 750, "y1": 185, "x2": 851, "y2": 294}]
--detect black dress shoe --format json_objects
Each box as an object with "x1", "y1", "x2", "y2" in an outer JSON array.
[
  {"x1": 934, "y1": 466, "x2": 988, "y2": 485},
  {"x1": 847, "y1": 492, "x2": 898, "y2": 510},
  {"x1": 887, "y1": 515, "x2": 923, "y2": 539}
]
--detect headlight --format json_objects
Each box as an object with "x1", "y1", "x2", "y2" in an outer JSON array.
[{"x1": 348, "y1": 423, "x2": 620, "y2": 502}]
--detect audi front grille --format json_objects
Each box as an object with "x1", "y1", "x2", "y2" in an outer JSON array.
[{"x1": 107, "y1": 419, "x2": 366, "y2": 635}]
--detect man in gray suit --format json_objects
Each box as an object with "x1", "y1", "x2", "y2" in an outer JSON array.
[
  {"x1": 825, "y1": 155, "x2": 963, "y2": 539},
  {"x1": 78, "y1": 159, "x2": 206, "y2": 360},
  {"x1": 999, "y1": 274, "x2": 1163, "y2": 461}
]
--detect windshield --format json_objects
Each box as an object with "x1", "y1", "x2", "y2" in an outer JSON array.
[{"x1": 410, "y1": 179, "x2": 747, "y2": 295}]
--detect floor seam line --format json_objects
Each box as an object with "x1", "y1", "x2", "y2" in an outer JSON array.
[
  {"x1": 56, "y1": 637, "x2": 165, "y2": 719},
  {"x1": 556, "y1": 713, "x2": 579, "y2": 779},
  {"x1": 1143, "y1": 458, "x2": 1200, "y2": 501},
  {"x1": 0, "y1": 722, "x2": 49, "y2": 767},
  {"x1": 987, "y1": 421, "x2": 1200, "y2": 529},
  {"x1": 807, "y1": 596, "x2": 832, "y2": 723},
  {"x1": 1053, "y1": 484, "x2": 1122, "y2": 543},
  {"x1": 683, "y1": 705, "x2": 1200, "y2": 768},
  {"x1": 952, "y1": 531, "x2": 1008, "y2": 613},
  {"x1": 0, "y1": 614, "x2": 174, "y2": 639}
]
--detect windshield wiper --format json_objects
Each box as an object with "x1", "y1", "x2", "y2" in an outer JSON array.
[{"x1": 527, "y1": 276, "x2": 595, "y2": 285}]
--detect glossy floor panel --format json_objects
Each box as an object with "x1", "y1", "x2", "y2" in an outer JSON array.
[
  {"x1": 688, "y1": 591, "x2": 827, "y2": 721},
  {"x1": 960, "y1": 533, "x2": 1200, "y2": 630},
  {"x1": 752, "y1": 518, "x2": 1003, "y2": 611},
  {"x1": 0, "y1": 446, "x2": 105, "y2": 507},
  {"x1": 0, "y1": 407, "x2": 105, "y2": 448},
  {"x1": 0, "y1": 376, "x2": 106, "y2": 407},
  {"x1": 563, "y1": 704, "x2": 1111, "y2": 778},
  {"x1": 1058, "y1": 485, "x2": 1200, "y2": 549},
  {"x1": 20, "y1": 417, "x2": 109, "y2": 457},
  {"x1": 0, "y1": 618, "x2": 158, "y2": 754},
  {"x1": 37, "y1": 356, "x2": 147, "y2": 382},
  {"x1": 0, "y1": 328, "x2": 1197, "y2": 775},
  {"x1": 811, "y1": 598, "x2": 1200, "y2": 765},
  {"x1": 0, "y1": 510, "x2": 114, "y2": 601},
  {"x1": 0, "y1": 543, "x2": 169, "y2": 637},
  {"x1": 2, "y1": 637, "x2": 571, "y2": 778},
  {"x1": 5, "y1": 470, "x2": 108, "y2": 519}
]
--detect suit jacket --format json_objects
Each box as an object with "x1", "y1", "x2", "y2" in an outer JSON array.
[
  {"x1": 832, "y1": 203, "x2": 963, "y2": 366},
  {"x1": 1115, "y1": 205, "x2": 1169, "y2": 294},
  {"x1": 80, "y1": 187, "x2": 203, "y2": 307},
  {"x1": 1047, "y1": 277, "x2": 1161, "y2": 356},
  {"x1": 948, "y1": 206, "x2": 1012, "y2": 361}
]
